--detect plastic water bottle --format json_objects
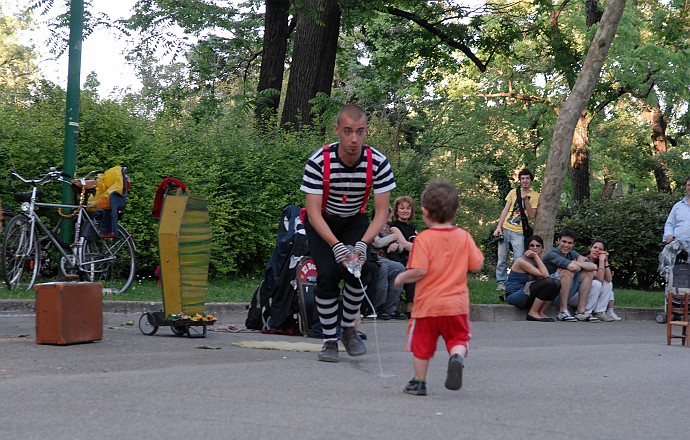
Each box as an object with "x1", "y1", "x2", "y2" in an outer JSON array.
[
  {"x1": 346, "y1": 259, "x2": 361, "y2": 278},
  {"x1": 344, "y1": 245, "x2": 361, "y2": 278}
]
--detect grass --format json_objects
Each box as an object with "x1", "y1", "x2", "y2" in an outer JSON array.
[
  {"x1": 0, "y1": 275, "x2": 666, "y2": 308},
  {"x1": 467, "y1": 278, "x2": 665, "y2": 309}
]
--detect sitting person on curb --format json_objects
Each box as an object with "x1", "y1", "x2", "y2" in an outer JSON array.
[
  {"x1": 388, "y1": 195, "x2": 419, "y2": 316},
  {"x1": 504, "y1": 235, "x2": 560, "y2": 322},
  {"x1": 583, "y1": 237, "x2": 620, "y2": 321},
  {"x1": 367, "y1": 208, "x2": 406, "y2": 320},
  {"x1": 542, "y1": 229, "x2": 598, "y2": 322}
]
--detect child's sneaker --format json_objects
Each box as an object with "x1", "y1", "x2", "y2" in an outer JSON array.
[
  {"x1": 557, "y1": 310, "x2": 578, "y2": 322},
  {"x1": 607, "y1": 309, "x2": 622, "y2": 321},
  {"x1": 403, "y1": 378, "x2": 427, "y2": 396},
  {"x1": 445, "y1": 354, "x2": 464, "y2": 390}
]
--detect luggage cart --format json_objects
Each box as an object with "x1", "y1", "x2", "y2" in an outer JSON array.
[
  {"x1": 295, "y1": 256, "x2": 317, "y2": 337},
  {"x1": 139, "y1": 178, "x2": 215, "y2": 338},
  {"x1": 138, "y1": 311, "x2": 214, "y2": 338}
]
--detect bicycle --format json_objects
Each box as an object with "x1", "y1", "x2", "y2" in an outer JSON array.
[{"x1": 1, "y1": 167, "x2": 136, "y2": 294}]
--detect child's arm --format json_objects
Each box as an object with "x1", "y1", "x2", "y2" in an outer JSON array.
[{"x1": 394, "y1": 268, "x2": 426, "y2": 288}]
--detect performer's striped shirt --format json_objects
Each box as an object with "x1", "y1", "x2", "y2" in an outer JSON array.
[{"x1": 300, "y1": 142, "x2": 396, "y2": 217}]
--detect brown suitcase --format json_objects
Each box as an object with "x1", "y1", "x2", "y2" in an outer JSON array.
[{"x1": 35, "y1": 282, "x2": 103, "y2": 345}]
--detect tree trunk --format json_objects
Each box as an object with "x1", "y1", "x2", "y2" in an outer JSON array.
[
  {"x1": 602, "y1": 176, "x2": 617, "y2": 200},
  {"x1": 643, "y1": 101, "x2": 672, "y2": 193},
  {"x1": 280, "y1": 0, "x2": 341, "y2": 129},
  {"x1": 256, "y1": 0, "x2": 291, "y2": 122},
  {"x1": 535, "y1": 0, "x2": 626, "y2": 249},
  {"x1": 570, "y1": 115, "x2": 592, "y2": 203}
]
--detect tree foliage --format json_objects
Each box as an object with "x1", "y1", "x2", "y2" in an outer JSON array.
[{"x1": 2, "y1": 0, "x2": 689, "y2": 285}]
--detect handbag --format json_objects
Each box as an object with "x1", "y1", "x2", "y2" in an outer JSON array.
[
  {"x1": 524, "y1": 277, "x2": 548, "y2": 297},
  {"x1": 516, "y1": 187, "x2": 533, "y2": 246},
  {"x1": 524, "y1": 280, "x2": 536, "y2": 297}
]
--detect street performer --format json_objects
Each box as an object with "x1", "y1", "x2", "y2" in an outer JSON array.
[{"x1": 301, "y1": 104, "x2": 396, "y2": 362}]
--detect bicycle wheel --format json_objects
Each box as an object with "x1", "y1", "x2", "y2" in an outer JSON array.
[
  {"x1": 1, "y1": 215, "x2": 40, "y2": 290},
  {"x1": 80, "y1": 224, "x2": 136, "y2": 294}
]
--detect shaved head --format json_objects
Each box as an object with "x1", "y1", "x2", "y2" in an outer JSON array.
[{"x1": 336, "y1": 105, "x2": 367, "y2": 126}]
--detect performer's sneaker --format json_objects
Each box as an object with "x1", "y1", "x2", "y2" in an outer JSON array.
[
  {"x1": 317, "y1": 340, "x2": 339, "y2": 363},
  {"x1": 340, "y1": 326, "x2": 366, "y2": 356}
]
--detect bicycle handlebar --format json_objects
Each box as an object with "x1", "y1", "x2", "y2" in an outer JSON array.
[{"x1": 10, "y1": 168, "x2": 104, "y2": 186}]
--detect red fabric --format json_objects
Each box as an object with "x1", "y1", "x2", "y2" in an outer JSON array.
[
  {"x1": 406, "y1": 315, "x2": 471, "y2": 359},
  {"x1": 151, "y1": 177, "x2": 187, "y2": 219}
]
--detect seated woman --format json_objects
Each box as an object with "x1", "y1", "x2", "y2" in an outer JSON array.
[
  {"x1": 505, "y1": 235, "x2": 561, "y2": 322},
  {"x1": 583, "y1": 237, "x2": 618, "y2": 321},
  {"x1": 366, "y1": 207, "x2": 407, "y2": 320},
  {"x1": 388, "y1": 195, "x2": 418, "y2": 316}
]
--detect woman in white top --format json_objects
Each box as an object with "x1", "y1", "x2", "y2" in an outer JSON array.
[{"x1": 583, "y1": 237, "x2": 621, "y2": 321}]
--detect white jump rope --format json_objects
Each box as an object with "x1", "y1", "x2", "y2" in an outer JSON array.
[{"x1": 345, "y1": 257, "x2": 392, "y2": 379}]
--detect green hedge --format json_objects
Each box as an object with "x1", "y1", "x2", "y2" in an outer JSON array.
[{"x1": 481, "y1": 192, "x2": 677, "y2": 290}]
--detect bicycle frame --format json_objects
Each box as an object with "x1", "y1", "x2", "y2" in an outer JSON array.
[
  {"x1": 3, "y1": 168, "x2": 136, "y2": 293},
  {"x1": 20, "y1": 185, "x2": 109, "y2": 274}
]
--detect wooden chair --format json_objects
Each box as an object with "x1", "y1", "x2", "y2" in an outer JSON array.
[{"x1": 666, "y1": 290, "x2": 690, "y2": 346}]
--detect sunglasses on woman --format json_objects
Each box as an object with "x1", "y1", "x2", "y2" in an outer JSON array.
[{"x1": 529, "y1": 243, "x2": 543, "y2": 248}]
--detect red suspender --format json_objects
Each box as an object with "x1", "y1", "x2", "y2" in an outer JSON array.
[
  {"x1": 321, "y1": 144, "x2": 373, "y2": 214},
  {"x1": 321, "y1": 145, "x2": 330, "y2": 213},
  {"x1": 360, "y1": 147, "x2": 373, "y2": 213}
]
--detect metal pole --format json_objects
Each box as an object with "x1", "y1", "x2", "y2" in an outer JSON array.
[{"x1": 60, "y1": 0, "x2": 84, "y2": 243}]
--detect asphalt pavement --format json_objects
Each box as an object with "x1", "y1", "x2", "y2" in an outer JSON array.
[{"x1": 1, "y1": 303, "x2": 688, "y2": 440}]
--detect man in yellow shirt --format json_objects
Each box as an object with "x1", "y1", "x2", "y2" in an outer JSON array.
[{"x1": 492, "y1": 169, "x2": 540, "y2": 291}]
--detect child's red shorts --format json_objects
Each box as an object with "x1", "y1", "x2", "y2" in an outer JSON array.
[{"x1": 405, "y1": 314, "x2": 471, "y2": 360}]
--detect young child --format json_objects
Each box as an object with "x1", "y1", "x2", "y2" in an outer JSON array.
[{"x1": 394, "y1": 180, "x2": 484, "y2": 396}]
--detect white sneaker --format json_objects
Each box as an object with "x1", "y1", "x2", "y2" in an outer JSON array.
[
  {"x1": 575, "y1": 312, "x2": 600, "y2": 322},
  {"x1": 607, "y1": 310, "x2": 622, "y2": 321},
  {"x1": 496, "y1": 283, "x2": 506, "y2": 291},
  {"x1": 557, "y1": 311, "x2": 578, "y2": 322},
  {"x1": 593, "y1": 312, "x2": 614, "y2": 322}
]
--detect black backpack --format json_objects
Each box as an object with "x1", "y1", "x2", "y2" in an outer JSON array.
[{"x1": 245, "y1": 205, "x2": 308, "y2": 331}]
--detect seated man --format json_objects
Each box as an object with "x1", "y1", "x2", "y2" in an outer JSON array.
[{"x1": 542, "y1": 229, "x2": 598, "y2": 322}]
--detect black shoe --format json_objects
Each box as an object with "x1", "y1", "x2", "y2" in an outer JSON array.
[
  {"x1": 403, "y1": 378, "x2": 427, "y2": 396},
  {"x1": 379, "y1": 313, "x2": 392, "y2": 320},
  {"x1": 318, "y1": 340, "x2": 339, "y2": 363},
  {"x1": 445, "y1": 354, "x2": 464, "y2": 390},
  {"x1": 391, "y1": 311, "x2": 408, "y2": 320},
  {"x1": 526, "y1": 315, "x2": 554, "y2": 322},
  {"x1": 340, "y1": 326, "x2": 366, "y2": 356}
]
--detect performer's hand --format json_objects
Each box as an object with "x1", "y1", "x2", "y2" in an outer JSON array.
[
  {"x1": 355, "y1": 240, "x2": 368, "y2": 264},
  {"x1": 332, "y1": 242, "x2": 350, "y2": 264}
]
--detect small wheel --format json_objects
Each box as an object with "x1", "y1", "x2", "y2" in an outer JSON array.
[
  {"x1": 656, "y1": 313, "x2": 667, "y2": 324},
  {"x1": 186, "y1": 323, "x2": 208, "y2": 338},
  {"x1": 171, "y1": 323, "x2": 186, "y2": 336},
  {"x1": 139, "y1": 313, "x2": 159, "y2": 335}
]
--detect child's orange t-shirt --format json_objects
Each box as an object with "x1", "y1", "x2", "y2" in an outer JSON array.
[{"x1": 407, "y1": 227, "x2": 484, "y2": 318}]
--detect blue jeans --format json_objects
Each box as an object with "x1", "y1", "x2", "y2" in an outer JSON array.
[
  {"x1": 495, "y1": 228, "x2": 525, "y2": 284},
  {"x1": 372, "y1": 258, "x2": 405, "y2": 315}
]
